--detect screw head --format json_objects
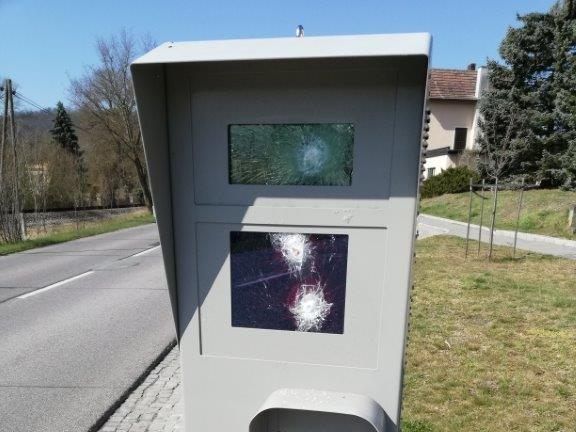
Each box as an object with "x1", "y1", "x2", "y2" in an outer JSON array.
[{"x1": 296, "y1": 25, "x2": 305, "y2": 38}]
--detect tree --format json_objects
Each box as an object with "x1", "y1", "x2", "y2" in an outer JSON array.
[
  {"x1": 80, "y1": 124, "x2": 124, "y2": 208},
  {"x1": 545, "y1": 0, "x2": 576, "y2": 188},
  {"x1": 477, "y1": 1, "x2": 576, "y2": 187},
  {"x1": 50, "y1": 101, "x2": 86, "y2": 222},
  {"x1": 70, "y1": 31, "x2": 154, "y2": 211},
  {"x1": 478, "y1": 11, "x2": 556, "y2": 181},
  {"x1": 50, "y1": 101, "x2": 80, "y2": 157}
]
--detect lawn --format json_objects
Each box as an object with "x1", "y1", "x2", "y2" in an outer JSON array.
[
  {"x1": 420, "y1": 189, "x2": 576, "y2": 240},
  {"x1": 402, "y1": 236, "x2": 576, "y2": 432},
  {"x1": 0, "y1": 211, "x2": 155, "y2": 255}
]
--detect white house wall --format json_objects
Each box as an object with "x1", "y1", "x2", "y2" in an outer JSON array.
[
  {"x1": 428, "y1": 99, "x2": 477, "y2": 151},
  {"x1": 423, "y1": 154, "x2": 456, "y2": 179}
]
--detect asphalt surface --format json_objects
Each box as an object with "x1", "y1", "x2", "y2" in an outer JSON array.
[
  {"x1": 419, "y1": 214, "x2": 576, "y2": 260},
  {"x1": 0, "y1": 223, "x2": 175, "y2": 432}
]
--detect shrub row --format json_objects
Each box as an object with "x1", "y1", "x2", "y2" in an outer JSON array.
[{"x1": 420, "y1": 166, "x2": 480, "y2": 199}]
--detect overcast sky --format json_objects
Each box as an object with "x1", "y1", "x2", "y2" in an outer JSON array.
[{"x1": 0, "y1": 0, "x2": 556, "y2": 110}]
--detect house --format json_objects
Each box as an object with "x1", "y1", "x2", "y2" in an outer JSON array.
[{"x1": 424, "y1": 65, "x2": 489, "y2": 178}]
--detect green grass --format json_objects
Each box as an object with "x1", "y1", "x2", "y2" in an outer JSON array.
[
  {"x1": 420, "y1": 189, "x2": 576, "y2": 240},
  {"x1": 0, "y1": 212, "x2": 155, "y2": 256},
  {"x1": 401, "y1": 236, "x2": 576, "y2": 431}
]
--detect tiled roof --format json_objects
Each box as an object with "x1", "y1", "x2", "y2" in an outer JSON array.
[{"x1": 429, "y1": 69, "x2": 478, "y2": 100}]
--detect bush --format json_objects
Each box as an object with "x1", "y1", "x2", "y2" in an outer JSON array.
[{"x1": 421, "y1": 166, "x2": 479, "y2": 199}]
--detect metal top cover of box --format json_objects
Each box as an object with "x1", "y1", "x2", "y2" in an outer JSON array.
[{"x1": 132, "y1": 33, "x2": 431, "y2": 432}]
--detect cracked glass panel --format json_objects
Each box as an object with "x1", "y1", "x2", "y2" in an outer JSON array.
[
  {"x1": 230, "y1": 231, "x2": 348, "y2": 334},
  {"x1": 229, "y1": 124, "x2": 354, "y2": 186}
]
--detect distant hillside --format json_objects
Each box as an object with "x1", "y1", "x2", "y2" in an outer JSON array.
[{"x1": 16, "y1": 109, "x2": 56, "y2": 135}]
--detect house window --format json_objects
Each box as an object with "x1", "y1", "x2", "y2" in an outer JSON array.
[
  {"x1": 454, "y1": 128, "x2": 468, "y2": 151},
  {"x1": 428, "y1": 167, "x2": 436, "y2": 177}
]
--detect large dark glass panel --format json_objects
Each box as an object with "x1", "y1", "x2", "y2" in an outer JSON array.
[
  {"x1": 229, "y1": 124, "x2": 354, "y2": 186},
  {"x1": 230, "y1": 231, "x2": 348, "y2": 334}
]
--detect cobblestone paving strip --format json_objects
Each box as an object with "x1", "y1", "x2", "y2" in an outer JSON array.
[{"x1": 98, "y1": 347, "x2": 183, "y2": 432}]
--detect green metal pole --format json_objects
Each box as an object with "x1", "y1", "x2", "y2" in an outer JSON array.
[
  {"x1": 488, "y1": 178, "x2": 499, "y2": 261},
  {"x1": 465, "y1": 177, "x2": 473, "y2": 258},
  {"x1": 477, "y1": 179, "x2": 485, "y2": 256},
  {"x1": 513, "y1": 179, "x2": 525, "y2": 258}
]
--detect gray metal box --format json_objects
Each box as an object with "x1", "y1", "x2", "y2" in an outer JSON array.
[{"x1": 132, "y1": 33, "x2": 431, "y2": 432}]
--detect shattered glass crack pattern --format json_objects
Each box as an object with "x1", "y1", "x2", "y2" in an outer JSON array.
[
  {"x1": 230, "y1": 231, "x2": 348, "y2": 334},
  {"x1": 269, "y1": 233, "x2": 310, "y2": 273},
  {"x1": 229, "y1": 124, "x2": 354, "y2": 186},
  {"x1": 289, "y1": 283, "x2": 333, "y2": 332}
]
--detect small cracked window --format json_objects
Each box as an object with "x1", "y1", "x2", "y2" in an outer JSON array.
[{"x1": 228, "y1": 124, "x2": 354, "y2": 186}]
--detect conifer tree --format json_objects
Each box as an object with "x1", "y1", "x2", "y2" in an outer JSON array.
[
  {"x1": 50, "y1": 101, "x2": 81, "y2": 157},
  {"x1": 478, "y1": 12, "x2": 556, "y2": 181},
  {"x1": 50, "y1": 101, "x2": 86, "y2": 212},
  {"x1": 544, "y1": 0, "x2": 576, "y2": 188},
  {"x1": 478, "y1": 0, "x2": 576, "y2": 188}
]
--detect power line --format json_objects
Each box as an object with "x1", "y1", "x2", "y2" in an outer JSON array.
[
  {"x1": 0, "y1": 81, "x2": 53, "y2": 113},
  {"x1": 13, "y1": 92, "x2": 52, "y2": 114}
]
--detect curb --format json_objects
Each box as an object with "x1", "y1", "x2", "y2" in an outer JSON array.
[{"x1": 88, "y1": 339, "x2": 178, "y2": 432}]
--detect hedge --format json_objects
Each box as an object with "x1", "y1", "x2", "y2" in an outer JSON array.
[{"x1": 420, "y1": 166, "x2": 480, "y2": 199}]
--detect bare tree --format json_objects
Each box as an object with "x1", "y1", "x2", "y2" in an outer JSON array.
[
  {"x1": 480, "y1": 110, "x2": 522, "y2": 181},
  {"x1": 80, "y1": 127, "x2": 123, "y2": 208},
  {"x1": 70, "y1": 31, "x2": 153, "y2": 212},
  {"x1": 20, "y1": 129, "x2": 51, "y2": 234}
]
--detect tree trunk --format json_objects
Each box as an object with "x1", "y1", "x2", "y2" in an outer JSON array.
[{"x1": 133, "y1": 155, "x2": 153, "y2": 212}]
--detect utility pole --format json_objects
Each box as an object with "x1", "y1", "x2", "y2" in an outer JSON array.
[
  {"x1": 0, "y1": 80, "x2": 8, "y2": 185},
  {"x1": 0, "y1": 78, "x2": 25, "y2": 242}
]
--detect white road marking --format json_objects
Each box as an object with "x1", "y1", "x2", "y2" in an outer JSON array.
[
  {"x1": 18, "y1": 271, "x2": 95, "y2": 299},
  {"x1": 17, "y1": 244, "x2": 161, "y2": 300},
  {"x1": 131, "y1": 245, "x2": 160, "y2": 258}
]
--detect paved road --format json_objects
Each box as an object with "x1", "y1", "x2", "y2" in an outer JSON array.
[
  {"x1": 419, "y1": 214, "x2": 576, "y2": 260},
  {"x1": 0, "y1": 224, "x2": 175, "y2": 432}
]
